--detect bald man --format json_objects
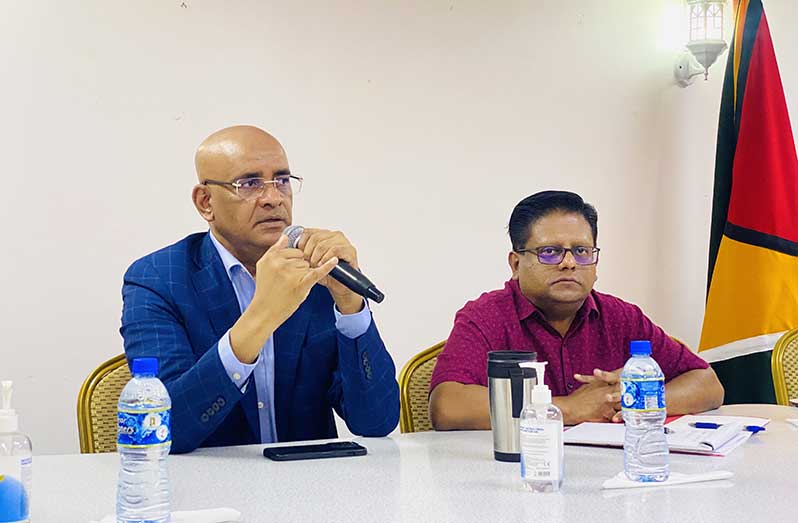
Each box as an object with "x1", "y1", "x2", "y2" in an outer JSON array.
[{"x1": 121, "y1": 125, "x2": 399, "y2": 453}]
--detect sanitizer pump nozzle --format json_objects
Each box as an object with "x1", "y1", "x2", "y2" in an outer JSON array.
[{"x1": 519, "y1": 361, "x2": 551, "y2": 406}]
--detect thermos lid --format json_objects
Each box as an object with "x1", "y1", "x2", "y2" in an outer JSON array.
[{"x1": 487, "y1": 351, "x2": 537, "y2": 378}]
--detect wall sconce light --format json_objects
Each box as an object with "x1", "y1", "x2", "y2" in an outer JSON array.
[{"x1": 674, "y1": 0, "x2": 729, "y2": 87}]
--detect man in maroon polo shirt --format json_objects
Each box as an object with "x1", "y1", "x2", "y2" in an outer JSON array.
[{"x1": 429, "y1": 191, "x2": 724, "y2": 429}]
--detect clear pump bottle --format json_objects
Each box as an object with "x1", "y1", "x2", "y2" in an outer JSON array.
[
  {"x1": 518, "y1": 362, "x2": 563, "y2": 493},
  {"x1": 0, "y1": 381, "x2": 33, "y2": 522}
]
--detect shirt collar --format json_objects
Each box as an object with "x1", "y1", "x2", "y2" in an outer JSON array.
[
  {"x1": 507, "y1": 278, "x2": 599, "y2": 322},
  {"x1": 208, "y1": 230, "x2": 250, "y2": 280}
]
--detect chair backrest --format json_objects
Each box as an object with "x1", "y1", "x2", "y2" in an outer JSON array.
[
  {"x1": 771, "y1": 328, "x2": 798, "y2": 406},
  {"x1": 398, "y1": 341, "x2": 446, "y2": 433},
  {"x1": 77, "y1": 354, "x2": 131, "y2": 453}
]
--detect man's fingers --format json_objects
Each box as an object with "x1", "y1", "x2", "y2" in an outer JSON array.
[
  {"x1": 302, "y1": 256, "x2": 338, "y2": 288},
  {"x1": 267, "y1": 234, "x2": 289, "y2": 252},
  {"x1": 307, "y1": 236, "x2": 355, "y2": 268},
  {"x1": 309, "y1": 237, "x2": 338, "y2": 266},
  {"x1": 593, "y1": 368, "x2": 620, "y2": 384},
  {"x1": 300, "y1": 229, "x2": 334, "y2": 258},
  {"x1": 286, "y1": 258, "x2": 311, "y2": 270},
  {"x1": 605, "y1": 391, "x2": 621, "y2": 403},
  {"x1": 275, "y1": 248, "x2": 306, "y2": 260},
  {"x1": 295, "y1": 227, "x2": 321, "y2": 250},
  {"x1": 262, "y1": 248, "x2": 305, "y2": 269},
  {"x1": 575, "y1": 369, "x2": 618, "y2": 385},
  {"x1": 320, "y1": 246, "x2": 357, "y2": 268}
]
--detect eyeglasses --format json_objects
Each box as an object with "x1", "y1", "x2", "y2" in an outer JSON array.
[
  {"x1": 515, "y1": 246, "x2": 600, "y2": 265},
  {"x1": 202, "y1": 175, "x2": 303, "y2": 201}
]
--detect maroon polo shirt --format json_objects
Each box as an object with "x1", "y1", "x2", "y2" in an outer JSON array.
[{"x1": 430, "y1": 279, "x2": 708, "y2": 397}]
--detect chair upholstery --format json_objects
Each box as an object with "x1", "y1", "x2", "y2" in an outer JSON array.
[
  {"x1": 77, "y1": 354, "x2": 131, "y2": 453},
  {"x1": 771, "y1": 328, "x2": 798, "y2": 406},
  {"x1": 398, "y1": 341, "x2": 446, "y2": 433}
]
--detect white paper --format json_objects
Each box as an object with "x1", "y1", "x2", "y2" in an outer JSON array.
[
  {"x1": 666, "y1": 421, "x2": 746, "y2": 452},
  {"x1": 564, "y1": 414, "x2": 769, "y2": 456},
  {"x1": 664, "y1": 415, "x2": 770, "y2": 431},
  {"x1": 563, "y1": 422, "x2": 625, "y2": 447}
]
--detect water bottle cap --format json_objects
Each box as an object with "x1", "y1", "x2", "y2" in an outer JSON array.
[
  {"x1": 131, "y1": 358, "x2": 159, "y2": 376},
  {"x1": 630, "y1": 340, "x2": 652, "y2": 356}
]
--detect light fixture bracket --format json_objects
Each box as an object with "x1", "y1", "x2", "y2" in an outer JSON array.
[{"x1": 674, "y1": 52, "x2": 707, "y2": 87}]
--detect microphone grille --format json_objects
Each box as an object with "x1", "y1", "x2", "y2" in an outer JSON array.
[{"x1": 283, "y1": 224, "x2": 304, "y2": 248}]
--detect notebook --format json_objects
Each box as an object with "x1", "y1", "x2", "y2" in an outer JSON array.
[{"x1": 563, "y1": 415, "x2": 770, "y2": 456}]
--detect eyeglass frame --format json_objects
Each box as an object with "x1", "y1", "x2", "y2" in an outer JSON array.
[
  {"x1": 201, "y1": 174, "x2": 304, "y2": 200},
  {"x1": 514, "y1": 246, "x2": 601, "y2": 266}
]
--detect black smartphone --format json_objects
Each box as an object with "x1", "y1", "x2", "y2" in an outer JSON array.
[{"x1": 262, "y1": 441, "x2": 367, "y2": 461}]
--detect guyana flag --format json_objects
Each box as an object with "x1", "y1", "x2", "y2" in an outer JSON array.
[{"x1": 699, "y1": 0, "x2": 798, "y2": 404}]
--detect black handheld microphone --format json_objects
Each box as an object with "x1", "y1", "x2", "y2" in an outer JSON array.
[{"x1": 284, "y1": 225, "x2": 385, "y2": 303}]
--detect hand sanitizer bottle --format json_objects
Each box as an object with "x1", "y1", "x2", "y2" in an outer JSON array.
[
  {"x1": 518, "y1": 362, "x2": 563, "y2": 493},
  {"x1": 0, "y1": 381, "x2": 33, "y2": 522}
]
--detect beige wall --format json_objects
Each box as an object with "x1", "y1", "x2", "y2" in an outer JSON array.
[{"x1": 0, "y1": 0, "x2": 795, "y2": 454}]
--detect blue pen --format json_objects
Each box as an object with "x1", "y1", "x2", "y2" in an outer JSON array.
[{"x1": 690, "y1": 422, "x2": 766, "y2": 433}]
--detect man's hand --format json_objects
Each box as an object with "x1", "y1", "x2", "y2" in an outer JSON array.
[
  {"x1": 251, "y1": 234, "x2": 340, "y2": 322},
  {"x1": 574, "y1": 368, "x2": 623, "y2": 388},
  {"x1": 297, "y1": 228, "x2": 363, "y2": 314},
  {"x1": 230, "y1": 235, "x2": 338, "y2": 363},
  {"x1": 558, "y1": 368, "x2": 625, "y2": 424}
]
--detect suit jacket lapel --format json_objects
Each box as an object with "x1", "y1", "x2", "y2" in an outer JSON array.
[
  {"x1": 190, "y1": 233, "x2": 260, "y2": 439},
  {"x1": 274, "y1": 301, "x2": 312, "y2": 441},
  {"x1": 191, "y1": 233, "x2": 240, "y2": 340}
]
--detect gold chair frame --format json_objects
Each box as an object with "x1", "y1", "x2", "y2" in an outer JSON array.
[
  {"x1": 398, "y1": 341, "x2": 446, "y2": 433},
  {"x1": 771, "y1": 328, "x2": 798, "y2": 406},
  {"x1": 77, "y1": 354, "x2": 130, "y2": 453}
]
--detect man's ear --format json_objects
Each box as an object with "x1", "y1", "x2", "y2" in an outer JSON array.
[
  {"x1": 192, "y1": 185, "x2": 214, "y2": 222},
  {"x1": 508, "y1": 251, "x2": 520, "y2": 280}
]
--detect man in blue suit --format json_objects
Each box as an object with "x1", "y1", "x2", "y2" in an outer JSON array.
[{"x1": 121, "y1": 125, "x2": 399, "y2": 453}]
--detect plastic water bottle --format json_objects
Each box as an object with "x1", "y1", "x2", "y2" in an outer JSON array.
[
  {"x1": 621, "y1": 340, "x2": 669, "y2": 482},
  {"x1": 116, "y1": 358, "x2": 171, "y2": 523}
]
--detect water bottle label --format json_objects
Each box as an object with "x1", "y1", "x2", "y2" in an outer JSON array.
[
  {"x1": 621, "y1": 378, "x2": 665, "y2": 411},
  {"x1": 117, "y1": 407, "x2": 171, "y2": 448},
  {"x1": 520, "y1": 420, "x2": 562, "y2": 482}
]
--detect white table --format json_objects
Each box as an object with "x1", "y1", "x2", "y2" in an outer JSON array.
[{"x1": 35, "y1": 405, "x2": 797, "y2": 522}]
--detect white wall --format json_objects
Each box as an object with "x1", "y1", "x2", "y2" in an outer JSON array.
[{"x1": 1, "y1": 0, "x2": 796, "y2": 454}]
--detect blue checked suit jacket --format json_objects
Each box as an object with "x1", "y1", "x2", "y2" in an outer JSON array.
[{"x1": 120, "y1": 232, "x2": 399, "y2": 453}]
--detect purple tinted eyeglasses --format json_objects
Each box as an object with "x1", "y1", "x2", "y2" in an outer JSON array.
[{"x1": 515, "y1": 246, "x2": 600, "y2": 265}]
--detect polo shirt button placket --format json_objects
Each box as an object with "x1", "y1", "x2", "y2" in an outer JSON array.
[{"x1": 562, "y1": 340, "x2": 574, "y2": 393}]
